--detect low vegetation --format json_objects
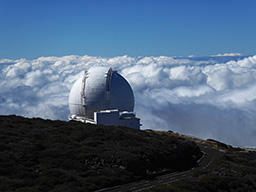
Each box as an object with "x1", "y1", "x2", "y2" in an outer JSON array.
[
  {"x1": 0, "y1": 115, "x2": 202, "y2": 192},
  {"x1": 144, "y1": 147, "x2": 256, "y2": 192}
]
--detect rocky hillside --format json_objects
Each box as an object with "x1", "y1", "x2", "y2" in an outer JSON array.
[{"x1": 0, "y1": 115, "x2": 202, "y2": 192}]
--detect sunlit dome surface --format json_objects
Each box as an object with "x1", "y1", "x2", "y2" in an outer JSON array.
[{"x1": 69, "y1": 67, "x2": 134, "y2": 119}]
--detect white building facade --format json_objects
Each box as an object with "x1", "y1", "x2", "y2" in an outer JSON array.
[{"x1": 94, "y1": 110, "x2": 140, "y2": 129}]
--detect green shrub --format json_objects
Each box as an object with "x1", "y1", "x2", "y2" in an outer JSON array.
[{"x1": 0, "y1": 115, "x2": 203, "y2": 192}]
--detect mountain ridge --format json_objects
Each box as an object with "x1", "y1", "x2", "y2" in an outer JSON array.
[
  {"x1": 2, "y1": 115, "x2": 255, "y2": 192},
  {"x1": 0, "y1": 115, "x2": 202, "y2": 192}
]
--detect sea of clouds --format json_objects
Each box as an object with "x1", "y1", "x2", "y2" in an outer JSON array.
[{"x1": 1, "y1": 54, "x2": 256, "y2": 147}]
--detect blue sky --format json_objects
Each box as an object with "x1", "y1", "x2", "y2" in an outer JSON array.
[{"x1": 0, "y1": 0, "x2": 256, "y2": 59}]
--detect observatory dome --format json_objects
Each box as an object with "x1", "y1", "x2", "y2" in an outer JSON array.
[{"x1": 69, "y1": 67, "x2": 134, "y2": 119}]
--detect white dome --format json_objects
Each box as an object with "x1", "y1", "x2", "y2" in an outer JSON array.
[{"x1": 69, "y1": 67, "x2": 134, "y2": 119}]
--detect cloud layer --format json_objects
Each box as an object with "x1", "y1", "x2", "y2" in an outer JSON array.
[{"x1": 1, "y1": 54, "x2": 256, "y2": 146}]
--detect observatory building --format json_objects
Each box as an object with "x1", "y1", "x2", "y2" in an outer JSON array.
[{"x1": 69, "y1": 67, "x2": 140, "y2": 129}]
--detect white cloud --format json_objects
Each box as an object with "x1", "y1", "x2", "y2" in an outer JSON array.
[
  {"x1": 1, "y1": 54, "x2": 256, "y2": 147},
  {"x1": 212, "y1": 53, "x2": 243, "y2": 57}
]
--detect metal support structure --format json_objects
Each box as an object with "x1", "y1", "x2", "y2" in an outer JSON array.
[
  {"x1": 80, "y1": 70, "x2": 88, "y2": 117},
  {"x1": 105, "y1": 68, "x2": 115, "y2": 107}
]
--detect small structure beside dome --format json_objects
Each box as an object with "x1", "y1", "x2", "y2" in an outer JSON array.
[{"x1": 69, "y1": 67, "x2": 140, "y2": 129}]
